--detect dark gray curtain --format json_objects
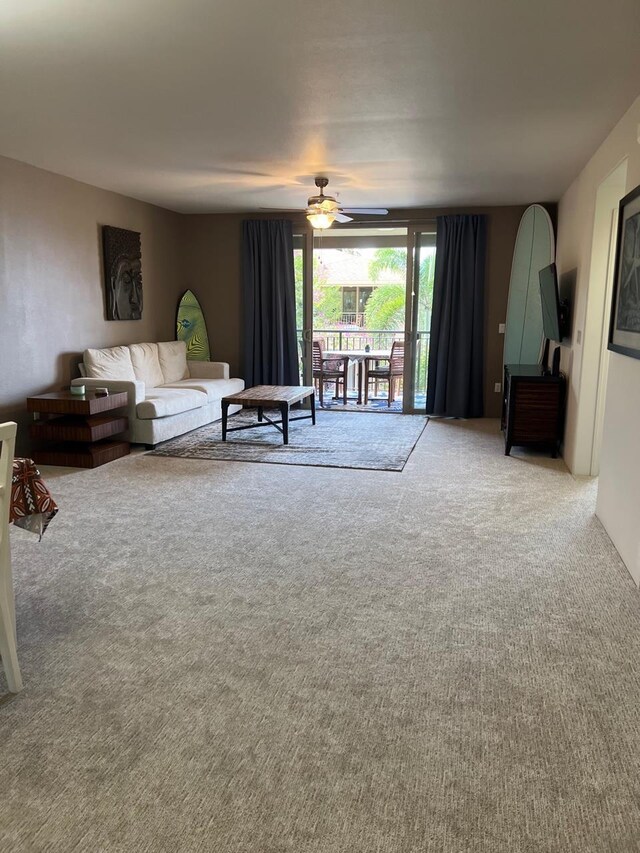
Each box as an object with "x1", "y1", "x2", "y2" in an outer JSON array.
[
  {"x1": 426, "y1": 215, "x2": 486, "y2": 418},
  {"x1": 242, "y1": 220, "x2": 299, "y2": 387}
]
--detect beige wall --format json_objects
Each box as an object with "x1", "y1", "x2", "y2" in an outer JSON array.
[
  {"x1": 179, "y1": 213, "x2": 248, "y2": 385},
  {"x1": 181, "y1": 205, "x2": 530, "y2": 418},
  {"x1": 0, "y1": 155, "x2": 185, "y2": 452},
  {"x1": 554, "y1": 93, "x2": 640, "y2": 581}
]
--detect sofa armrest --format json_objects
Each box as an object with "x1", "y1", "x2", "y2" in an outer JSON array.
[
  {"x1": 71, "y1": 378, "x2": 145, "y2": 422},
  {"x1": 187, "y1": 361, "x2": 230, "y2": 380}
]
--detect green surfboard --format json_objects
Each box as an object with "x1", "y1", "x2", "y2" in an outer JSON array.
[{"x1": 176, "y1": 289, "x2": 211, "y2": 361}]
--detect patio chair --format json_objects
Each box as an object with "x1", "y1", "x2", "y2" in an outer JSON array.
[
  {"x1": 364, "y1": 340, "x2": 405, "y2": 406},
  {"x1": 312, "y1": 340, "x2": 349, "y2": 406}
]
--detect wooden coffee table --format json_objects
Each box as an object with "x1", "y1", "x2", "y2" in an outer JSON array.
[
  {"x1": 221, "y1": 385, "x2": 315, "y2": 445},
  {"x1": 27, "y1": 390, "x2": 130, "y2": 468}
]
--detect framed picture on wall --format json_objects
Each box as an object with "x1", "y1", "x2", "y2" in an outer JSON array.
[
  {"x1": 102, "y1": 225, "x2": 143, "y2": 320},
  {"x1": 609, "y1": 183, "x2": 640, "y2": 359}
]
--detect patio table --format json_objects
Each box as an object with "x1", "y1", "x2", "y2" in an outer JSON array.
[{"x1": 323, "y1": 349, "x2": 391, "y2": 404}]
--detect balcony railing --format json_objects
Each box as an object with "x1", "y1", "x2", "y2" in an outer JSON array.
[
  {"x1": 298, "y1": 328, "x2": 430, "y2": 402},
  {"x1": 340, "y1": 312, "x2": 365, "y2": 326},
  {"x1": 309, "y1": 329, "x2": 405, "y2": 351}
]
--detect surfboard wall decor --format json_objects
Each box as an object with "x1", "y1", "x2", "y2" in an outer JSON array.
[
  {"x1": 503, "y1": 204, "x2": 555, "y2": 366},
  {"x1": 176, "y1": 289, "x2": 211, "y2": 360}
]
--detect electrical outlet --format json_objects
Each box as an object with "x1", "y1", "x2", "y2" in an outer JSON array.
[
  {"x1": 494, "y1": 382, "x2": 502, "y2": 393},
  {"x1": 498, "y1": 323, "x2": 505, "y2": 334},
  {"x1": 577, "y1": 329, "x2": 582, "y2": 344}
]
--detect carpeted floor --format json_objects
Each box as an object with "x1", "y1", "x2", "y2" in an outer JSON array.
[
  {"x1": 151, "y1": 410, "x2": 428, "y2": 471},
  {"x1": 2, "y1": 419, "x2": 640, "y2": 852}
]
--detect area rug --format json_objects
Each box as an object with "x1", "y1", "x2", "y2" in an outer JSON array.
[{"x1": 150, "y1": 410, "x2": 428, "y2": 471}]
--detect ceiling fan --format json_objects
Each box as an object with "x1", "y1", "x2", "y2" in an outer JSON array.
[{"x1": 261, "y1": 177, "x2": 388, "y2": 229}]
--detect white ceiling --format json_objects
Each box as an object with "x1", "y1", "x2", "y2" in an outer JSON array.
[{"x1": 2, "y1": 0, "x2": 640, "y2": 213}]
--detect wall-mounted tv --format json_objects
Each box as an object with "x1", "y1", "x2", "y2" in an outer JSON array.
[{"x1": 539, "y1": 263, "x2": 563, "y2": 342}]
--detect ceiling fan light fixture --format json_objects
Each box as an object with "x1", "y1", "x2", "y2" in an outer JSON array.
[
  {"x1": 257, "y1": 177, "x2": 386, "y2": 224},
  {"x1": 307, "y1": 211, "x2": 335, "y2": 229}
]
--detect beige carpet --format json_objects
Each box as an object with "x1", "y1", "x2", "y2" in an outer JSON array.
[{"x1": 2, "y1": 419, "x2": 640, "y2": 852}]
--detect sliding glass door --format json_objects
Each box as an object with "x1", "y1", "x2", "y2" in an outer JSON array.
[
  {"x1": 311, "y1": 226, "x2": 408, "y2": 409},
  {"x1": 295, "y1": 221, "x2": 436, "y2": 413},
  {"x1": 403, "y1": 225, "x2": 436, "y2": 413},
  {"x1": 293, "y1": 229, "x2": 313, "y2": 387}
]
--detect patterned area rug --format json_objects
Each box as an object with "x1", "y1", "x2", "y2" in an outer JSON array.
[{"x1": 150, "y1": 410, "x2": 428, "y2": 471}]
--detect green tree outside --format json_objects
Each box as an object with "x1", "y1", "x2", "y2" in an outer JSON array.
[
  {"x1": 364, "y1": 248, "x2": 435, "y2": 331},
  {"x1": 294, "y1": 251, "x2": 342, "y2": 329},
  {"x1": 295, "y1": 245, "x2": 436, "y2": 333},
  {"x1": 361, "y1": 285, "x2": 406, "y2": 331}
]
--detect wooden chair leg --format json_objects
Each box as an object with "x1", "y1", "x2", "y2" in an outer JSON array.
[
  {"x1": 388, "y1": 375, "x2": 393, "y2": 407},
  {"x1": 318, "y1": 375, "x2": 324, "y2": 407},
  {"x1": 342, "y1": 371, "x2": 347, "y2": 405}
]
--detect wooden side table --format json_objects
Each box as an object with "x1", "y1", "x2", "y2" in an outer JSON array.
[
  {"x1": 27, "y1": 391, "x2": 130, "y2": 468},
  {"x1": 501, "y1": 364, "x2": 566, "y2": 458}
]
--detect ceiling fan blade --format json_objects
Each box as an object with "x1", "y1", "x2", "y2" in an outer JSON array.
[
  {"x1": 334, "y1": 213, "x2": 353, "y2": 223},
  {"x1": 259, "y1": 207, "x2": 303, "y2": 212},
  {"x1": 340, "y1": 208, "x2": 389, "y2": 215},
  {"x1": 211, "y1": 167, "x2": 274, "y2": 177}
]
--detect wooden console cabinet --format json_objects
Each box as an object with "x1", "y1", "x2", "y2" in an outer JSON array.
[
  {"x1": 501, "y1": 364, "x2": 566, "y2": 458},
  {"x1": 27, "y1": 391, "x2": 129, "y2": 468}
]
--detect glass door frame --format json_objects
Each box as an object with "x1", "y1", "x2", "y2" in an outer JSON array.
[
  {"x1": 297, "y1": 225, "x2": 314, "y2": 390},
  {"x1": 298, "y1": 219, "x2": 435, "y2": 411},
  {"x1": 403, "y1": 221, "x2": 436, "y2": 413}
]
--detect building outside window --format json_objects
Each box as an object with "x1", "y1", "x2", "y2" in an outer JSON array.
[{"x1": 315, "y1": 251, "x2": 404, "y2": 328}]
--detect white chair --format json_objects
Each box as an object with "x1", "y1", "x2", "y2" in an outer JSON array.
[{"x1": 0, "y1": 422, "x2": 22, "y2": 692}]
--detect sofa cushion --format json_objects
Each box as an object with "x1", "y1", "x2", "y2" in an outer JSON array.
[
  {"x1": 157, "y1": 341, "x2": 189, "y2": 384},
  {"x1": 136, "y1": 387, "x2": 208, "y2": 419},
  {"x1": 84, "y1": 346, "x2": 136, "y2": 381},
  {"x1": 161, "y1": 377, "x2": 244, "y2": 402},
  {"x1": 129, "y1": 343, "x2": 164, "y2": 387}
]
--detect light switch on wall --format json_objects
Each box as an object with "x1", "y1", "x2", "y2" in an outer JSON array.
[
  {"x1": 494, "y1": 382, "x2": 501, "y2": 393},
  {"x1": 577, "y1": 329, "x2": 582, "y2": 344},
  {"x1": 498, "y1": 323, "x2": 505, "y2": 334}
]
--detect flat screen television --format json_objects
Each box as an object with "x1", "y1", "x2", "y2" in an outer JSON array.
[{"x1": 539, "y1": 262, "x2": 562, "y2": 342}]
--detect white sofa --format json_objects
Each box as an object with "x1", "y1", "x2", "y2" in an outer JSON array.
[{"x1": 71, "y1": 341, "x2": 244, "y2": 447}]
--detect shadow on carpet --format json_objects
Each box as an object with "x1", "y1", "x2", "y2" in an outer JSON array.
[{"x1": 149, "y1": 410, "x2": 429, "y2": 471}]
